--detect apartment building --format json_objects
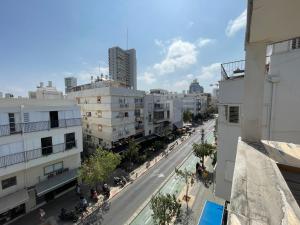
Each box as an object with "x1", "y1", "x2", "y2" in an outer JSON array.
[
  {"x1": 215, "y1": 0, "x2": 300, "y2": 223},
  {"x1": 0, "y1": 98, "x2": 82, "y2": 223},
  {"x1": 143, "y1": 89, "x2": 183, "y2": 137},
  {"x1": 67, "y1": 81, "x2": 144, "y2": 150},
  {"x1": 64, "y1": 77, "x2": 77, "y2": 94},
  {"x1": 109, "y1": 47, "x2": 137, "y2": 90},
  {"x1": 28, "y1": 81, "x2": 63, "y2": 100}
]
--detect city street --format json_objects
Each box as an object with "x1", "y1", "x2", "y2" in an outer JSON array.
[{"x1": 101, "y1": 120, "x2": 215, "y2": 225}]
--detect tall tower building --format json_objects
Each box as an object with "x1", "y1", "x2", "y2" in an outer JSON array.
[
  {"x1": 189, "y1": 79, "x2": 204, "y2": 94},
  {"x1": 109, "y1": 47, "x2": 137, "y2": 89},
  {"x1": 65, "y1": 77, "x2": 77, "y2": 93}
]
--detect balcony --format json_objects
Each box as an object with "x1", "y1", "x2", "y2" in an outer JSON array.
[
  {"x1": 221, "y1": 60, "x2": 245, "y2": 80},
  {"x1": 0, "y1": 140, "x2": 77, "y2": 168},
  {"x1": 0, "y1": 118, "x2": 81, "y2": 137},
  {"x1": 135, "y1": 103, "x2": 144, "y2": 108}
]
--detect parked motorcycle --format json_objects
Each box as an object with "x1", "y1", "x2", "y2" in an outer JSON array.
[{"x1": 114, "y1": 176, "x2": 127, "y2": 187}]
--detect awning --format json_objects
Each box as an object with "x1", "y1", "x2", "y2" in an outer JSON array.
[
  {"x1": 36, "y1": 169, "x2": 78, "y2": 197},
  {"x1": 198, "y1": 201, "x2": 224, "y2": 225},
  {"x1": 0, "y1": 189, "x2": 29, "y2": 214}
]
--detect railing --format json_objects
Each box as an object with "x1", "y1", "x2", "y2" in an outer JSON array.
[
  {"x1": 0, "y1": 141, "x2": 77, "y2": 168},
  {"x1": 0, "y1": 118, "x2": 81, "y2": 137},
  {"x1": 221, "y1": 60, "x2": 245, "y2": 80},
  {"x1": 135, "y1": 103, "x2": 144, "y2": 108}
]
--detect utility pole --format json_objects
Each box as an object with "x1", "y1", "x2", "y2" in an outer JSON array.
[{"x1": 201, "y1": 128, "x2": 205, "y2": 144}]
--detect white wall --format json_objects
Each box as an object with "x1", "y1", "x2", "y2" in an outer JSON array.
[
  {"x1": 215, "y1": 77, "x2": 244, "y2": 201},
  {"x1": 262, "y1": 48, "x2": 300, "y2": 144}
]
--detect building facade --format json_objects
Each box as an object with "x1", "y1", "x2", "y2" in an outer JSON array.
[
  {"x1": 109, "y1": 47, "x2": 137, "y2": 90},
  {"x1": 64, "y1": 77, "x2": 77, "y2": 94},
  {"x1": 67, "y1": 83, "x2": 144, "y2": 150},
  {"x1": 28, "y1": 81, "x2": 63, "y2": 100},
  {"x1": 0, "y1": 99, "x2": 82, "y2": 222},
  {"x1": 189, "y1": 79, "x2": 204, "y2": 94}
]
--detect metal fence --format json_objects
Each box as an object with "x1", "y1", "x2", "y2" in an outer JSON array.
[
  {"x1": 0, "y1": 141, "x2": 77, "y2": 168},
  {"x1": 0, "y1": 118, "x2": 81, "y2": 137}
]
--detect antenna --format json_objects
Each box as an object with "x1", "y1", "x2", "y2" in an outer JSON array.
[{"x1": 126, "y1": 27, "x2": 128, "y2": 50}]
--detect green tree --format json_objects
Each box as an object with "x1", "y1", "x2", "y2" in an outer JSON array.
[
  {"x1": 79, "y1": 148, "x2": 121, "y2": 187},
  {"x1": 150, "y1": 193, "x2": 182, "y2": 225},
  {"x1": 123, "y1": 139, "x2": 140, "y2": 166},
  {"x1": 183, "y1": 111, "x2": 193, "y2": 123},
  {"x1": 153, "y1": 141, "x2": 164, "y2": 151},
  {"x1": 175, "y1": 168, "x2": 194, "y2": 213},
  {"x1": 192, "y1": 143, "x2": 216, "y2": 167}
]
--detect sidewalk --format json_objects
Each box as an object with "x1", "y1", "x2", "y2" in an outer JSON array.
[{"x1": 10, "y1": 128, "x2": 196, "y2": 225}]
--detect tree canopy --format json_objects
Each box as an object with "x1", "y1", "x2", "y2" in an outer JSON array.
[
  {"x1": 192, "y1": 143, "x2": 216, "y2": 166},
  {"x1": 183, "y1": 111, "x2": 193, "y2": 123},
  {"x1": 79, "y1": 148, "x2": 121, "y2": 187},
  {"x1": 150, "y1": 193, "x2": 182, "y2": 225}
]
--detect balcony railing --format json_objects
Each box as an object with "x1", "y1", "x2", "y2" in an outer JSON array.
[
  {"x1": 0, "y1": 141, "x2": 77, "y2": 168},
  {"x1": 0, "y1": 118, "x2": 81, "y2": 137},
  {"x1": 221, "y1": 60, "x2": 245, "y2": 80}
]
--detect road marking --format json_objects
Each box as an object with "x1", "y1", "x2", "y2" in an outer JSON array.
[{"x1": 157, "y1": 173, "x2": 164, "y2": 178}]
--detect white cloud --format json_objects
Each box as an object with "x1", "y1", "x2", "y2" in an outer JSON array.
[
  {"x1": 226, "y1": 9, "x2": 247, "y2": 37},
  {"x1": 138, "y1": 72, "x2": 156, "y2": 84},
  {"x1": 186, "y1": 74, "x2": 194, "y2": 79},
  {"x1": 77, "y1": 66, "x2": 109, "y2": 83},
  {"x1": 198, "y1": 63, "x2": 220, "y2": 81},
  {"x1": 154, "y1": 39, "x2": 197, "y2": 75},
  {"x1": 196, "y1": 38, "x2": 215, "y2": 48},
  {"x1": 174, "y1": 80, "x2": 189, "y2": 89}
]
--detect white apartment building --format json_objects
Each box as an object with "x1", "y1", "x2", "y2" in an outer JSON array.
[
  {"x1": 216, "y1": 1, "x2": 300, "y2": 222},
  {"x1": 28, "y1": 81, "x2": 63, "y2": 100},
  {"x1": 215, "y1": 73, "x2": 244, "y2": 201},
  {"x1": 67, "y1": 82, "x2": 144, "y2": 150},
  {"x1": 182, "y1": 94, "x2": 208, "y2": 116},
  {"x1": 109, "y1": 47, "x2": 137, "y2": 90},
  {"x1": 143, "y1": 89, "x2": 183, "y2": 137},
  {"x1": 216, "y1": 37, "x2": 300, "y2": 201},
  {"x1": 0, "y1": 98, "x2": 82, "y2": 222}
]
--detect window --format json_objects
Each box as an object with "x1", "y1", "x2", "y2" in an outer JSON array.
[
  {"x1": 98, "y1": 125, "x2": 102, "y2": 132},
  {"x1": 2, "y1": 176, "x2": 17, "y2": 189},
  {"x1": 291, "y1": 38, "x2": 300, "y2": 50},
  {"x1": 229, "y1": 106, "x2": 239, "y2": 123},
  {"x1": 65, "y1": 132, "x2": 76, "y2": 149},
  {"x1": 86, "y1": 123, "x2": 89, "y2": 129},
  {"x1": 50, "y1": 111, "x2": 59, "y2": 128},
  {"x1": 8, "y1": 113, "x2": 16, "y2": 134},
  {"x1": 97, "y1": 110, "x2": 102, "y2": 118},
  {"x1": 76, "y1": 97, "x2": 80, "y2": 104},
  {"x1": 97, "y1": 96, "x2": 101, "y2": 103},
  {"x1": 124, "y1": 112, "x2": 128, "y2": 117},
  {"x1": 41, "y1": 137, "x2": 53, "y2": 155},
  {"x1": 44, "y1": 162, "x2": 63, "y2": 176},
  {"x1": 23, "y1": 113, "x2": 29, "y2": 123},
  {"x1": 86, "y1": 112, "x2": 91, "y2": 117}
]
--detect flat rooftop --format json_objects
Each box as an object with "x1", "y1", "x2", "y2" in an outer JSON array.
[{"x1": 228, "y1": 138, "x2": 300, "y2": 224}]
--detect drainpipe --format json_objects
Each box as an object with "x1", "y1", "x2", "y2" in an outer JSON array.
[
  {"x1": 266, "y1": 75, "x2": 280, "y2": 140},
  {"x1": 20, "y1": 104, "x2": 28, "y2": 189}
]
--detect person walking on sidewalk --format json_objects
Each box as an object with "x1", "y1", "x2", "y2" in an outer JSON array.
[{"x1": 39, "y1": 208, "x2": 46, "y2": 222}]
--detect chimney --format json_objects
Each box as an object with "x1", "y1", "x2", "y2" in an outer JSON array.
[{"x1": 48, "y1": 81, "x2": 52, "y2": 87}]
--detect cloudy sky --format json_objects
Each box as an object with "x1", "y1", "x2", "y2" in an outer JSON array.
[{"x1": 0, "y1": 0, "x2": 247, "y2": 96}]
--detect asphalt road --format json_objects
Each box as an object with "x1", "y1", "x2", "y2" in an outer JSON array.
[{"x1": 101, "y1": 120, "x2": 215, "y2": 225}]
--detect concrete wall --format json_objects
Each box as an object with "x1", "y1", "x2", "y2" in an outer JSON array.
[
  {"x1": 215, "y1": 77, "x2": 244, "y2": 201},
  {"x1": 262, "y1": 48, "x2": 300, "y2": 144}
]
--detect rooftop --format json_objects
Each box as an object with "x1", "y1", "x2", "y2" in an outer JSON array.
[{"x1": 228, "y1": 138, "x2": 300, "y2": 224}]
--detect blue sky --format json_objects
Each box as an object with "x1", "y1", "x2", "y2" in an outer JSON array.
[{"x1": 0, "y1": 0, "x2": 247, "y2": 96}]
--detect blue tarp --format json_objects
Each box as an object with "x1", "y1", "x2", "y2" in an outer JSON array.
[{"x1": 198, "y1": 201, "x2": 224, "y2": 225}]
